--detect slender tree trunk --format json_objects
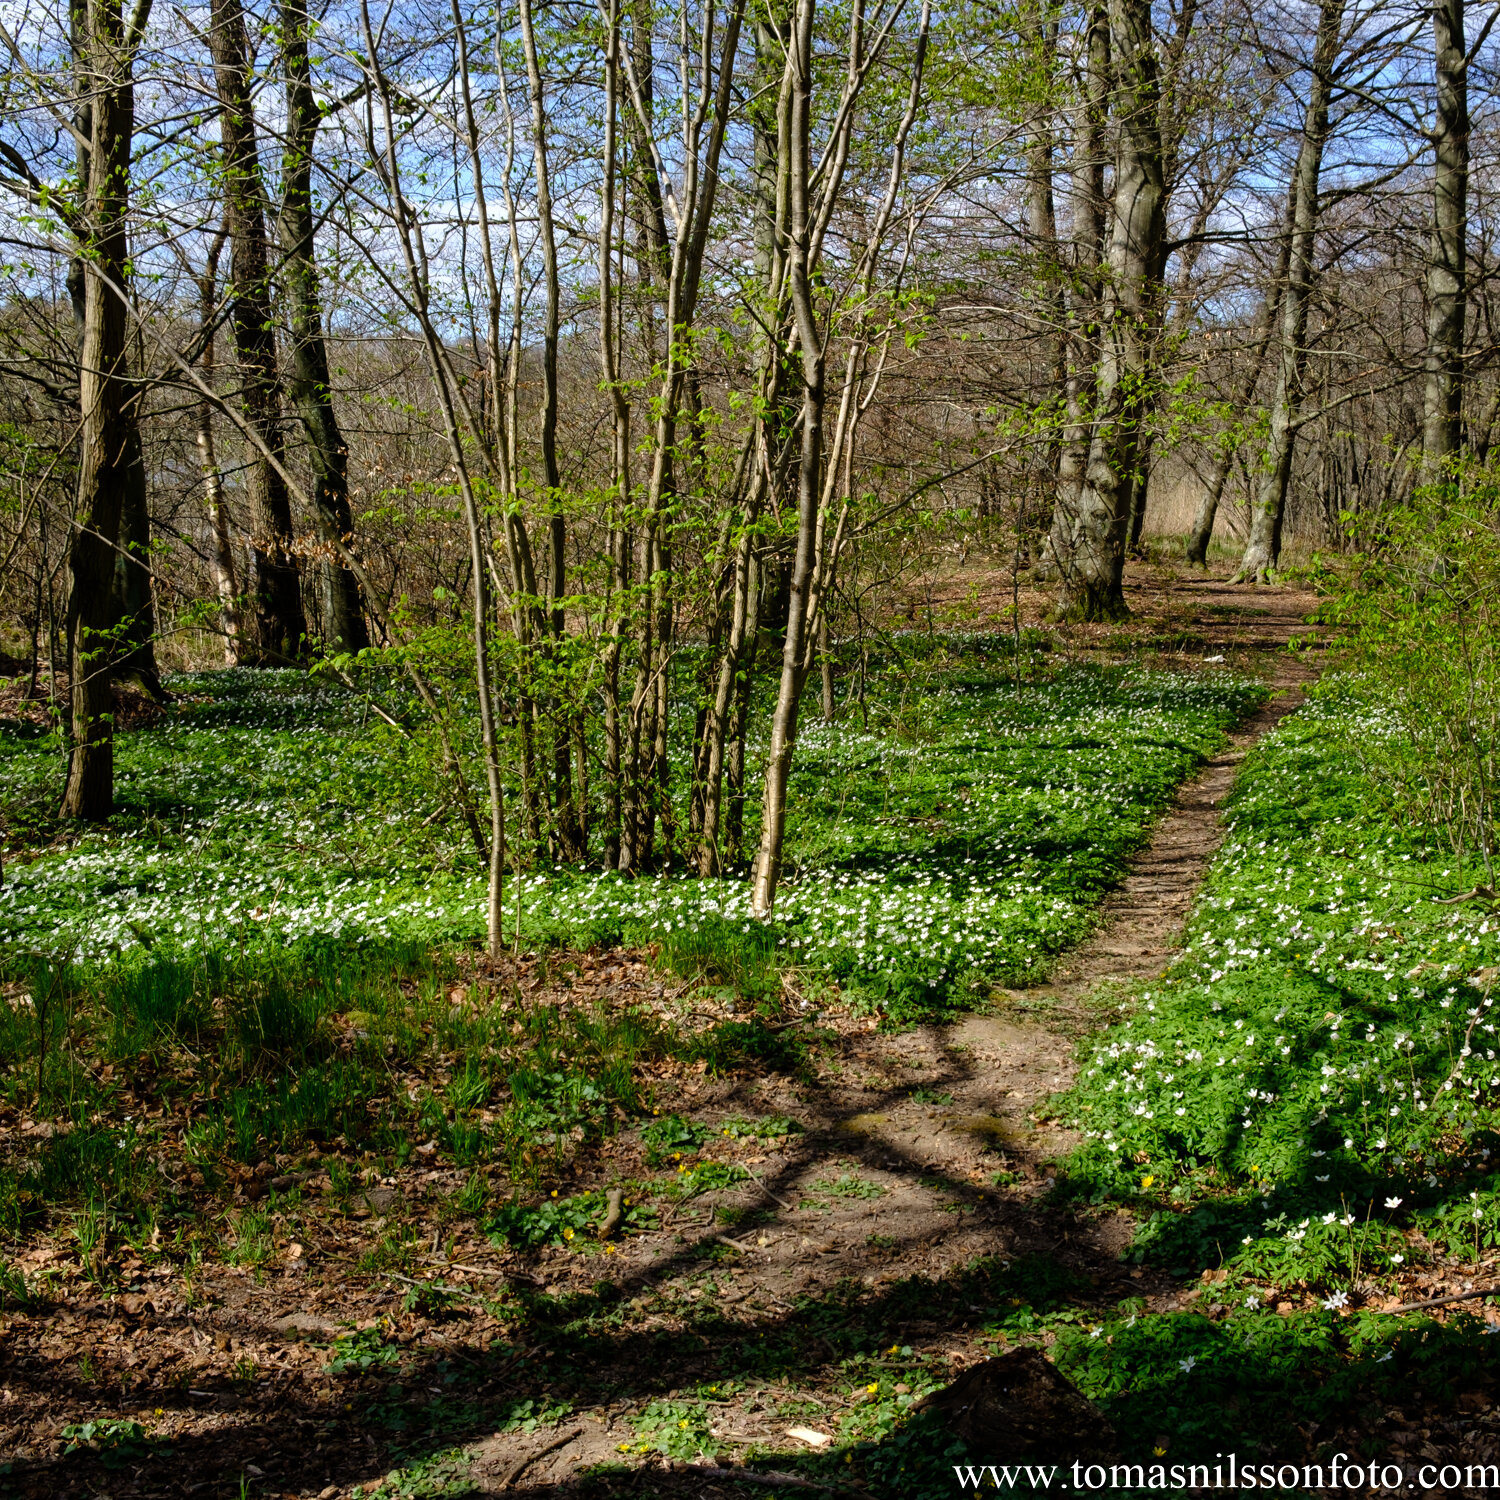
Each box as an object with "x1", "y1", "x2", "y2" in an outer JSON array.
[
  {"x1": 1423, "y1": 0, "x2": 1468, "y2": 475},
  {"x1": 210, "y1": 0, "x2": 306, "y2": 662},
  {"x1": 724, "y1": 549, "x2": 762, "y2": 864},
  {"x1": 196, "y1": 225, "x2": 241, "y2": 662},
  {"x1": 517, "y1": 0, "x2": 582, "y2": 858},
  {"x1": 751, "y1": 0, "x2": 824, "y2": 917},
  {"x1": 599, "y1": 0, "x2": 631, "y2": 870},
  {"x1": 279, "y1": 0, "x2": 368, "y2": 653},
  {"x1": 617, "y1": 0, "x2": 746, "y2": 871},
  {"x1": 1041, "y1": 1, "x2": 1108, "y2": 582},
  {"x1": 1126, "y1": 438, "x2": 1151, "y2": 554},
  {"x1": 61, "y1": 0, "x2": 154, "y2": 820},
  {"x1": 108, "y1": 419, "x2": 165, "y2": 698},
  {"x1": 360, "y1": 0, "x2": 505, "y2": 952},
  {"x1": 697, "y1": 473, "x2": 764, "y2": 874},
  {"x1": 1056, "y1": 0, "x2": 1165, "y2": 620},
  {"x1": 1184, "y1": 240, "x2": 1290, "y2": 567},
  {"x1": 1022, "y1": 15, "x2": 1068, "y2": 570},
  {"x1": 1232, "y1": 0, "x2": 1343, "y2": 583}
]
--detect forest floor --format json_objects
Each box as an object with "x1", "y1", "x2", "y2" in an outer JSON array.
[{"x1": 7, "y1": 565, "x2": 1500, "y2": 1499}]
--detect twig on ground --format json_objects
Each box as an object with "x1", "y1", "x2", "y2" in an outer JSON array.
[
  {"x1": 381, "y1": 1271, "x2": 486, "y2": 1303},
  {"x1": 1387, "y1": 1285, "x2": 1500, "y2": 1314},
  {"x1": 496, "y1": 1425, "x2": 582, "y2": 1489},
  {"x1": 715, "y1": 1233, "x2": 762, "y2": 1255},
  {"x1": 739, "y1": 1161, "x2": 795, "y2": 1212},
  {"x1": 417, "y1": 1259, "x2": 521, "y2": 1280}
]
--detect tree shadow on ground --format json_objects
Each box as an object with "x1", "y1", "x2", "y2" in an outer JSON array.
[{"x1": 10, "y1": 1005, "x2": 1497, "y2": 1499}]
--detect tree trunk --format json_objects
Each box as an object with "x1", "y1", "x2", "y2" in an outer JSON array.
[
  {"x1": 751, "y1": 0, "x2": 823, "y2": 917},
  {"x1": 279, "y1": 0, "x2": 368, "y2": 653},
  {"x1": 818, "y1": 609, "x2": 834, "y2": 721},
  {"x1": 599, "y1": 0, "x2": 631, "y2": 870},
  {"x1": 196, "y1": 226, "x2": 242, "y2": 662},
  {"x1": 210, "y1": 0, "x2": 306, "y2": 663},
  {"x1": 1184, "y1": 238, "x2": 1291, "y2": 568},
  {"x1": 517, "y1": 0, "x2": 582, "y2": 858},
  {"x1": 1055, "y1": 0, "x2": 1165, "y2": 621},
  {"x1": 1041, "y1": 0, "x2": 1109, "y2": 584},
  {"x1": 1423, "y1": 0, "x2": 1468, "y2": 476},
  {"x1": 697, "y1": 487, "x2": 763, "y2": 874},
  {"x1": 1126, "y1": 437, "x2": 1151, "y2": 555},
  {"x1": 1233, "y1": 0, "x2": 1343, "y2": 584},
  {"x1": 724, "y1": 550, "x2": 762, "y2": 865},
  {"x1": 61, "y1": 0, "x2": 153, "y2": 820},
  {"x1": 107, "y1": 419, "x2": 166, "y2": 698}
]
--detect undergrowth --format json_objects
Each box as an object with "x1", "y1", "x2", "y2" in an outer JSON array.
[
  {"x1": 1, "y1": 645, "x2": 1261, "y2": 1024},
  {"x1": 1058, "y1": 682, "x2": 1500, "y2": 1297}
]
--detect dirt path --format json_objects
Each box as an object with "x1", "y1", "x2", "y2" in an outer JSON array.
[
  {"x1": 468, "y1": 575, "x2": 1326, "y2": 1491},
  {"x1": 0, "y1": 572, "x2": 1327, "y2": 1500}
]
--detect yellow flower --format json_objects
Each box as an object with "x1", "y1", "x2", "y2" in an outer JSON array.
[
  {"x1": 1141, "y1": 1175, "x2": 1154, "y2": 1189},
  {"x1": 563, "y1": 1227, "x2": 574, "y2": 1239},
  {"x1": 1154, "y1": 1446, "x2": 1167, "y2": 1457},
  {"x1": 866, "y1": 1382, "x2": 880, "y2": 1393}
]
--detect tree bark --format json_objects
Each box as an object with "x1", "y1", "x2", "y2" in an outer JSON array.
[
  {"x1": 1055, "y1": 0, "x2": 1165, "y2": 621},
  {"x1": 1422, "y1": 0, "x2": 1468, "y2": 476},
  {"x1": 197, "y1": 224, "x2": 242, "y2": 662},
  {"x1": 61, "y1": 0, "x2": 154, "y2": 820},
  {"x1": 1232, "y1": 0, "x2": 1343, "y2": 584},
  {"x1": 750, "y1": 7, "x2": 818, "y2": 913},
  {"x1": 517, "y1": 0, "x2": 582, "y2": 858},
  {"x1": 279, "y1": 0, "x2": 368, "y2": 653},
  {"x1": 210, "y1": 0, "x2": 306, "y2": 662},
  {"x1": 1039, "y1": 1, "x2": 1108, "y2": 582}
]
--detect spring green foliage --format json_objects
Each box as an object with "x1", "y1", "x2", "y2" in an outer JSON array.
[
  {"x1": 1, "y1": 642, "x2": 1262, "y2": 1025},
  {"x1": 1321, "y1": 476, "x2": 1500, "y2": 884},
  {"x1": 328, "y1": 1326, "x2": 403, "y2": 1374},
  {"x1": 61, "y1": 1418, "x2": 168, "y2": 1469},
  {"x1": 1060, "y1": 687, "x2": 1500, "y2": 1284},
  {"x1": 485, "y1": 1188, "x2": 657, "y2": 1249},
  {"x1": 0, "y1": 939, "x2": 688, "y2": 1235}
]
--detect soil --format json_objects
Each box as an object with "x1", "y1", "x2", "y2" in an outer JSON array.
[{"x1": 10, "y1": 568, "x2": 1490, "y2": 1499}]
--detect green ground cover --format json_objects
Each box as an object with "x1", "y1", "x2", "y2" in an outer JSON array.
[
  {"x1": 869, "y1": 681, "x2": 1500, "y2": 1491},
  {"x1": 1060, "y1": 684, "x2": 1500, "y2": 1278},
  {"x1": 0, "y1": 640, "x2": 1262, "y2": 1022}
]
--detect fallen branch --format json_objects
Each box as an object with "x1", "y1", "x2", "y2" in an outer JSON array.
[
  {"x1": 416, "y1": 1259, "x2": 522, "y2": 1280},
  {"x1": 1387, "y1": 1284, "x2": 1500, "y2": 1314},
  {"x1": 598, "y1": 1187, "x2": 625, "y2": 1239},
  {"x1": 381, "y1": 1271, "x2": 486, "y2": 1304},
  {"x1": 496, "y1": 1425, "x2": 582, "y2": 1490},
  {"x1": 739, "y1": 1161, "x2": 795, "y2": 1212},
  {"x1": 1433, "y1": 887, "x2": 1496, "y2": 906},
  {"x1": 716, "y1": 1233, "x2": 762, "y2": 1255}
]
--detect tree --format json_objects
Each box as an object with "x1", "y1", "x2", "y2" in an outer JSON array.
[
  {"x1": 1422, "y1": 0, "x2": 1471, "y2": 475},
  {"x1": 210, "y1": 0, "x2": 307, "y2": 661},
  {"x1": 1054, "y1": 0, "x2": 1166, "y2": 620},
  {"x1": 278, "y1": 0, "x2": 368, "y2": 652},
  {"x1": 1232, "y1": 0, "x2": 1345, "y2": 584},
  {"x1": 59, "y1": 0, "x2": 156, "y2": 819}
]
